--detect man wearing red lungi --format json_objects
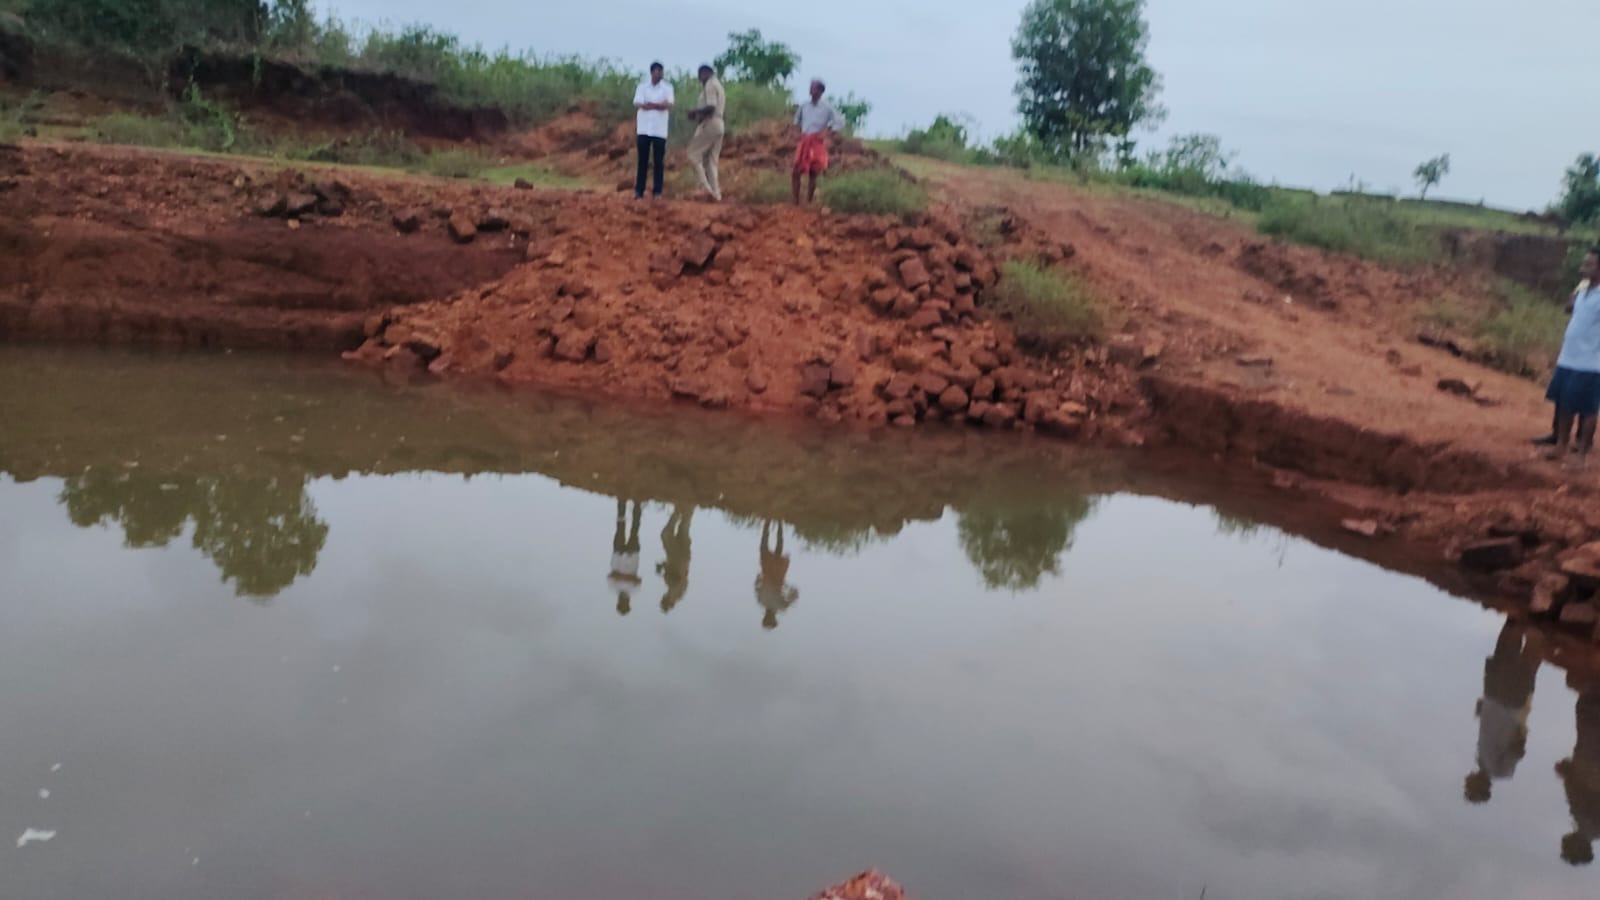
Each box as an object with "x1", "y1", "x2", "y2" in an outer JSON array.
[{"x1": 792, "y1": 78, "x2": 846, "y2": 205}]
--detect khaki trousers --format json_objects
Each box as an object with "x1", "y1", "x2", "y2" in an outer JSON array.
[{"x1": 687, "y1": 118, "x2": 725, "y2": 201}]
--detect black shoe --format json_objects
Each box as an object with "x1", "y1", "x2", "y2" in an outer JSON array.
[{"x1": 1533, "y1": 434, "x2": 1558, "y2": 447}]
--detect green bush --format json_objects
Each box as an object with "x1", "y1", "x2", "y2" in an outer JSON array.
[
  {"x1": 821, "y1": 169, "x2": 927, "y2": 217},
  {"x1": 94, "y1": 112, "x2": 190, "y2": 148},
  {"x1": 299, "y1": 130, "x2": 425, "y2": 167},
  {"x1": 989, "y1": 260, "x2": 1102, "y2": 353},
  {"x1": 900, "y1": 114, "x2": 975, "y2": 163},
  {"x1": 1477, "y1": 284, "x2": 1568, "y2": 376},
  {"x1": 737, "y1": 171, "x2": 794, "y2": 206},
  {"x1": 1258, "y1": 195, "x2": 1438, "y2": 264},
  {"x1": 724, "y1": 80, "x2": 794, "y2": 131},
  {"x1": 417, "y1": 147, "x2": 490, "y2": 179}
]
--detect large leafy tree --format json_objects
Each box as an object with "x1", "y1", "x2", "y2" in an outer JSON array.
[
  {"x1": 1012, "y1": 0, "x2": 1162, "y2": 157},
  {"x1": 713, "y1": 28, "x2": 799, "y2": 88},
  {"x1": 1558, "y1": 153, "x2": 1600, "y2": 226}
]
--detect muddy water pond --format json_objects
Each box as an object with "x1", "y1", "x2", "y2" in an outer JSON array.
[{"x1": 0, "y1": 347, "x2": 1596, "y2": 900}]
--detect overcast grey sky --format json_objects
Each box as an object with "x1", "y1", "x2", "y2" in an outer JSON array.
[{"x1": 323, "y1": 0, "x2": 1595, "y2": 210}]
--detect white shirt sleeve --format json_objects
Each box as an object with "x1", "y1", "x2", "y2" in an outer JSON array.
[
  {"x1": 664, "y1": 84, "x2": 675, "y2": 107},
  {"x1": 634, "y1": 83, "x2": 645, "y2": 105}
]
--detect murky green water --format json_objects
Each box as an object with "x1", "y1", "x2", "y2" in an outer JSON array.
[{"x1": 0, "y1": 347, "x2": 1596, "y2": 900}]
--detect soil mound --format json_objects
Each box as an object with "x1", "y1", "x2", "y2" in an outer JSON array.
[{"x1": 348, "y1": 196, "x2": 1131, "y2": 438}]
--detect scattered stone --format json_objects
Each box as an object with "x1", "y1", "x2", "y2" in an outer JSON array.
[
  {"x1": 728, "y1": 348, "x2": 750, "y2": 369},
  {"x1": 1560, "y1": 543, "x2": 1600, "y2": 590},
  {"x1": 891, "y1": 349, "x2": 924, "y2": 373},
  {"x1": 915, "y1": 372, "x2": 950, "y2": 397},
  {"x1": 553, "y1": 331, "x2": 594, "y2": 362},
  {"x1": 592, "y1": 338, "x2": 614, "y2": 364},
  {"x1": 882, "y1": 373, "x2": 918, "y2": 400},
  {"x1": 362, "y1": 313, "x2": 389, "y2": 339},
  {"x1": 890, "y1": 414, "x2": 917, "y2": 428},
  {"x1": 284, "y1": 192, "x2": 319, "y2": 217},
  {"x1": 1141, "y1": 340, "x2": 1165, "y2": 367},
  {"x1": 478, "y1": 209, "x2": 511, "y2": 232},
  {"x1": 746, "y1": 367, "x2": 770, "y2": 394},
  {"x1": 972, "y1": 375, "x2": 997, "y2": 402},
  {"x1": 970, "y1": 349, "x2": 1000, "y2": 373},
  {"x1": 830, "y1": 359, "x2": 858, "y2": 389},
  {"x1": 1236, "y1": 355, "x2": 1274, "y2": 368},
  {"x1": 680, "y1": 232, "x2": 720, "y2": 269},
  {"x1": 869, "y1": 287, "x2": 898, "y2": 313},
  {"x1": 1531, "y1": 573, "x2": 1570, "y2": 616},
  {"x1": 939, "y1": 385, "x2": 971, "y2": 413},
  {"x1": 1342, "y1": 519, "x2": 1381, "y2": 538},
  {"x1": 1489, "y1": 517, "x2": 1543, "y2": 548},
  {"x1": 1437, "y1": 378, "x2": 1476, "y2": 397},
  {"x1": 492, "y1": 350, "x2": 515, "y2": 371},
  {"x1": 908, "y1": 309, "x2": 942, "y2": 330},
  {"x1": 898, "y1": 257, "x2": 931, "y2": 290},
  {"x1": 392, "y1": 209, "x2": 423, "y2": 234},
  {"x1": 513, "y1": 178, "x2": 534, "y2": 190},
  {"x1": 1460, "y1": 538, "x2": 1522, "y2": 572},
  {"x1": 448, "y1": 212, "x2": 478, "y2": 244},
  {"x1": 855, "y1": 331, "x2": 879, "y2": 361},
  {"x1": 891, "y1": 293, "x2": 920, "y2": 318},
  {"x1": 525, "y1": 238, "x2": 557, "y2": 262},
  {"x1": 982, "y1": 403, "x2": 1019, "y2": 429},
  {"x1": 1561, "y1": 603, "x2": 1600, "y2": 628},
  {"x1": 800, "y1": 364, "x2": 833, "y2": 398}
]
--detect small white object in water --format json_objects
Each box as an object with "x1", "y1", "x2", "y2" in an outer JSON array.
[
  {"x1": 192, "y1": 857, "x2": 200, "y2": 867},
  {"x1": 331, "y1": 665, "x2": 341, "y2": 673},
  {"x1": 16, "y1": 829, "x2": 56, "y2": 848},
  {"x1": 49, "y1": 764, "x2": 61, "y2": 773},
  {"x1": 38, "y1": 789, "x2": 49, "y2": 800}
]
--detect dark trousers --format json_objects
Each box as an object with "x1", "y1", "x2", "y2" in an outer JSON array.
[{"x1": 635, "y1": 136, "x2": 666, "y2": 198}]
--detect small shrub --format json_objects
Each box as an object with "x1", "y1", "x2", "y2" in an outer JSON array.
[
  {"x1": 416, "y1": 147, "x2": 490, "y2": 179},
  {"x1": 899, "y1": 114, "x2": 974, "y2": 163},
  {"x1": 989, "y1": 260, "x2": 1102, "y2": 353},
  {"x1": 94, "y1": 112, "x2": 188, "y2": 148},
  {"x1": 1477, "y1": 284, "x2": 1567, "y2": 376},
  {"x1": 736, "y1": 171, "x2": 794, "y2": 206},
  {"x1": 1258, "y1": 195, "x2": 1438, "y2": 264},
  {"x1": 1417, "y1": 298, "x2": 1469, "y2": 333},
  {"x1": 724, "y1": 81, "x2": 794, "y2": 131},
  {"x1": 821, "y1": 169, "x2": 927, "y2": 217}
]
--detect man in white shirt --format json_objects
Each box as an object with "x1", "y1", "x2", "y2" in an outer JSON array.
[
  {"x1": 792, "y1": 78, "x2": 847, "y2": 204},
  {"x1": 633, "y1": 62, "x2": 674, "y2": 200},
  {"x1": 1544, "y1": 247, "x2": 1600, "y2": 465},
  {"x1": 686, "y1": 64, "x2": 726, "y2": 202}
]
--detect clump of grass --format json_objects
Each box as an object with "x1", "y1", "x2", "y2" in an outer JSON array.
[
  {"x1": 989, "y1": 260, "x2": 1102, "y2": 353},
  {"x1": 416, "y1": 147, "x2": 490, "y2": 179},
  {"x1": 1476, "y1": 283, "x2": 1567, "y2": 376},
  {"x1": 94, "y1": 112, "x2": 189, "y2": 148},
  {"x1": 736, "y1": 171, "x2": 795, "y2": 206},
  {"x1": 1417, "y1": 298, "x2": 1469, "y2": 333},
  {"x1": 821, "y1": 169, "x2": 927, "y2": 218},
  {"x1": 1258, "y1": 195, "x2": 1439, "y2": 264}
]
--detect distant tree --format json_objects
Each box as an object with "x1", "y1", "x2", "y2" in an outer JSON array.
[
  {"x1": 1011, "y1": 0, "x2": 1162, "y2": 158},
  {"x1": 1558, "y1": 153, "x2": 1600, "y2": 226},
  {"x1": 1413, "y1": 153, "x2": 1451, "y2": 200},
  {"x1": 713, "y1": 28, "x2": 799, "y2": 88},
  {"x1": 1150, "y1": 133, "x2": 1234, "y2": 179},
  {"x1": 901, "y1": 113, "x2": 973, "y2": 162},
  {"x1": 830, "y1": 91, "x2": 871, "y2": 134}
]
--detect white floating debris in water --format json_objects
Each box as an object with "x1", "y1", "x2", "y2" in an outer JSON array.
[
  {"x1": 159, "y1": 483, "x2": 179, "y2": 492},
  {"x1": 331, "y1": 665, "x2": 341, "y2": 673},
  {"x1": 49, "y1": 764, "x2": 61, "y2": 773},
  {"x1": 192, "y1": 857, "x2": 200, "y2": 867},
  {"x1": 16, "y1": 829, "x2": 56, "y2": 848},
  {"x1": 38, "y1": 789, "x2": 49, "y2": 800}
]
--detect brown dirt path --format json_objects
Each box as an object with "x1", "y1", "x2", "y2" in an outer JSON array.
[{"x1": 922, "y1": 162, "x2": 1557, "y2": 483}]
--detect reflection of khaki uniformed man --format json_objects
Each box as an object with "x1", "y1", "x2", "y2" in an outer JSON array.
[{"x1": 687, "y1": 65, "x2": 726, "y2": 202}]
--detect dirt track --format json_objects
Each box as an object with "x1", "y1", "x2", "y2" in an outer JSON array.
[{"x1": 4, "y1": 139, "x2": 1600, "y2": 655}]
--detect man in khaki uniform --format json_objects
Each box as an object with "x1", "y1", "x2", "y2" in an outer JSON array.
[{"x1": 686, "y1": 65, "x2": 726, "y2": 202}]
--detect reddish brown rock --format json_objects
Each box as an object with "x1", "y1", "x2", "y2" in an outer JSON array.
[
  {"x1": 391, "y1": 209, "x2": 423, "y2": 234},
  {"x1": 971, "y1": 349, "x2": 1000, "y2": 372},
  {"x1": 908, "y1": 309, "x2": 942, "y2": 330},
  {"x1": 1532, "y1": 573, "x2": 1571, "y2": 616},
  {"x1": 898, "y1": 257, "x2": 931, "y2": 290},
  {"x1": 448, "y1": 212, "x2": 478, "y2": 244},
  {"x1": 830, "y1": 359, "x2": 858, "y2": 389},
  {"x1": 478, "y1": 208, "x2": 511, "y2": 232},
  {"x1": 972, "y1": 375, "x2": 997, "y2": 402},
  {"x1": 592, "y1": 338, "x2": 614, "y2": 364},
  {"x1": 916, "y1": 372, "x2": 950, "y2": 397},
  {"x1": 982, "y1": 403, "x2": 1019, "y2": 428},
  {"x1": 681, "y1": 232, "x2": 720, "y2": 269},
  {"x1": 1460, "y1": 538, "x2": 1522, "y2": 573},
  {"x1": 869, "y1": 287, "x2": 898, "y2": 312},
  {"x1": 800, "y1": 364, "x2": 833, "y2": 398},
  {"x1": 553, "y1": 331, "x2": 594, "y2": 362},
  {"x1": 882, "y1": 372, "x2": 918, "y2": 400},
  {"x1": 1561, "y1": 603, "x2": 1599, "y2": 628},
  {"x1": 746, "y1": 367, "x2": 770, "y2": 394},
  {"x1": 938, "y1": 385, "x2": 970, "y2": 413}
]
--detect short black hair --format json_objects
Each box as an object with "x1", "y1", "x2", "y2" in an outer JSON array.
[
  {"x1": 698, "y1": 64, "x2": 714, "y2": 75},
  {"x1": 811, "y1": 78, "x2": 826, "y2": 92},
  {"x1": 650, "y1": 61, "x2": 664, "y2": 73}
]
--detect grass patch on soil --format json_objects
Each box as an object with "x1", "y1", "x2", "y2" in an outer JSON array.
[
  {"x1": 479, "y1": 163, "x2": 583, "y2": 190},
  {"x1": 1476, "y1": 283, "x2": 1568, "y2": 376},
  {"x1": 1258, "y1": 195, "x2": 1439, "y2": 264},
  {"x1": 821, "y1": 169, "x2": 927, "y2": 218},
  {"x1": 989, "y1": 260, "x2": 1102, "y2": 353},
  {"x1": 734, "y1": 171, "x2": 795, "y2": 206}
]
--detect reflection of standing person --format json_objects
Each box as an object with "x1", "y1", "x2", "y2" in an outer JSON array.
[
  {"x1": 657, "y1": 506, "x2": 694, "y2": 613},
  {"x1": 608, "y1": 499, "x2": 643, "y2": 616},
  {"x1": 755, "y1": 520, "x2": 800, "y2": 630},
  {"x1": 633, "y1": 62, "x2": 675, "y2": 200},
  {"x1": 1558, "y1": 681, "x2": 1600, "y2": 866},
  {"x1": 1465, "y1": 621, "x2": 1542, "y2": 804}
]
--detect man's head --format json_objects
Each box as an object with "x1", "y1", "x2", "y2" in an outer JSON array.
[
  {"x1": 649, "y1": 62, "x2": 664, "y2": 84},
  {"x1": 698, "y1": 64, "x2": 714, "y2": 84},
  {"x1": 1562, "y1": 831, "x2": 1595, "y2": 866},
  {"x1": 809, "y1": 79, "x2": 826, "y2": 102},
  {"x1": 1583, "y1": 245, "x2": 1600, "y2": 282}
]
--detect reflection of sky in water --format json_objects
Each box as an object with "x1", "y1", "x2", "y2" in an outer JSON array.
[{"x1": 0, "y1": 471, "x2": 1595, "y2": 900}]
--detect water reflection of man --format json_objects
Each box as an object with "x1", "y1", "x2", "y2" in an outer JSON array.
[
  {"x1": 658, "y1": 506, "x2": 694, "y2": 613},
  {"x1": 755, "y1": 520, "x2": 800, "y2": 630},
  {"x1": 1465, "y1": 620, "x2": 1542, "y2": 805},
  {"x1": 1557, "y1": 678, "x2": 1600, "y2": 866},
  {"x1": 608, "y1": 499, "x2": 644, "y2": 616}
]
